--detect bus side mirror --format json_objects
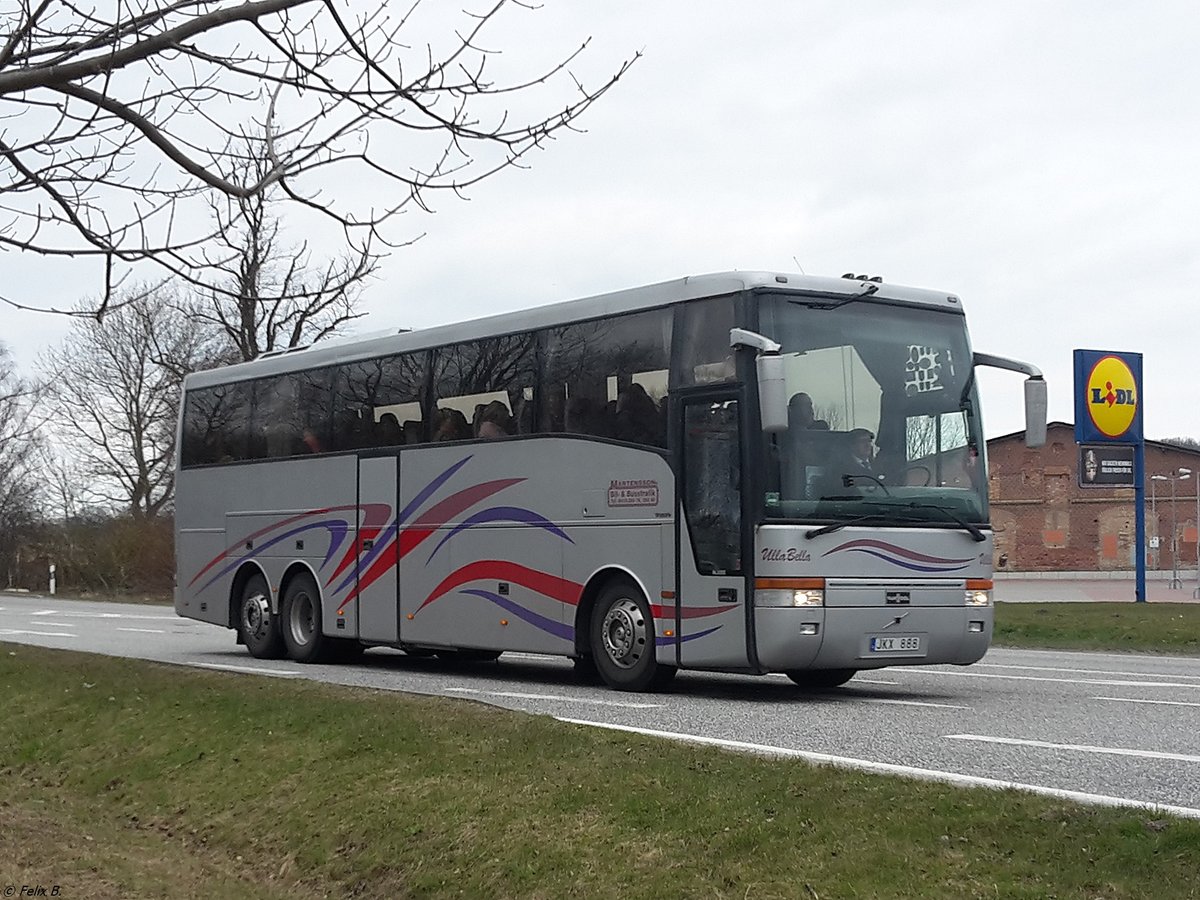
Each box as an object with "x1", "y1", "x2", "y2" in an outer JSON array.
[
  {"x1": 729, "y1": 328, "x2": 787, "y2": 433},
  {"x1": 757, "y1": 354, "x2": 788, "y2": 433},
  {"x1": 1024, "y1": 377, "x2": 1047, "y2": 448}
]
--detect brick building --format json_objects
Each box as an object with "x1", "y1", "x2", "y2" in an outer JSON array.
[{"x1": 986, "y1": 422, "x2": 1200, "y2": 572}]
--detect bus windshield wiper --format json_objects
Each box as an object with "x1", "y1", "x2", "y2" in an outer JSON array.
[
  {"x1": 902, "y1": 503, "x2": 987, "y2": 542},
  {"x1": 804, "y1": 504, "x2": 986, "y2": 542},
  {"x1": 804, "y1": 513, "x2": 890, "y2": 540}
]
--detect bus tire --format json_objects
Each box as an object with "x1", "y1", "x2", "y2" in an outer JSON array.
[
  {"x1": 237, "y1": 573, "x2": 285, "y2": 659},
  {"x1": 280, "y1": 572, "x2": 328, "y2": 664},
  {"x1": 786, "y1": 668, "x2": 856, "y2": 689},
  {"x1": 590, "y1": 578, "x2": 668, "y2": 692}
]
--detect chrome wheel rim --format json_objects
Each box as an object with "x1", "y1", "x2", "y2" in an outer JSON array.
[
  {"x1": 241, "y1": 590, "x2": 271, "y2": 642},
  {"x1": 601, "y1": 597, "x2": 647, "y2": 669},
  {"x1": 288, "y1": 589, "x2": 315, "y2": 647}
]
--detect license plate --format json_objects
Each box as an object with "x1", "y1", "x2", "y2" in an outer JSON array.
[{"x1": 868, "y1": 635, "x2": 921, "y2": 653}]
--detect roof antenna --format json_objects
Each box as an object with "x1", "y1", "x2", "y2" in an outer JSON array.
[{"x1": 792, "y1": 256, "x2": 806, "y2": 275}]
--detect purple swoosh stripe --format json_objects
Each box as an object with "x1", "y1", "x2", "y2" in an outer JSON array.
[
  {"x1": 844, "y1": 548, "x2": 970, "y2": 573},
  {"x1": 426, "y1": 506, "x2": 574, "y2": 563},
  {"x1": 330, "y1": 520, "x2": 398, "y2": 597},
  {"x1": 460, "y1": 589, "x2": 574, "y2": 641},
  {"x1": 397, "y1": 456, "x2": 473, "y2": 525},
  {"x1": 822, "y1": 539, "x2": 973, "y2": 565},
  {"x1": 197, "y1": 518, "x2": 352, "y2": 594},
  {"x1": 333, "y1": 457, "x2": 483, "y2": 596}
]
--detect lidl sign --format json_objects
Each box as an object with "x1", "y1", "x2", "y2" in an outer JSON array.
[{"x1": 1073, "y1": 349, "x2": 1142, "y2": 444}]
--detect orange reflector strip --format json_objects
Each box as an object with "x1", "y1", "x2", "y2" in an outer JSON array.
[
  {"x1": 660, "y1": 590, "x2": 676, "y2": 600},
  {"x1": 337, "y1": 609, "x2": 344, "y2": 616},
  {"x1": 966, "y1": 579, "x2": 994, "y2": 591},
  {"x1": 755, "y1": 578, "x2": 825, "y2": 591},
  {"x1": 407, "y1": 613, "x2": 414, "y2": 620},
  {"x1": 664, "y1": 629, "x2": 674, "y2": 637},
  {"x1": 500, "y1": 619, "x2": 508, "y2": 626}
]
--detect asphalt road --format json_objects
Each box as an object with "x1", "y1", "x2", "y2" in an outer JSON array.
[{"x1": 3, "y1": 591, "x2": 1199, "y2": 819}]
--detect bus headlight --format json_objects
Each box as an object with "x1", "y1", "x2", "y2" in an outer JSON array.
[
  {"x1": 965, "y1": 579, "x2": 993, "y2": 606},
  {"x1": 754, "y1": 578, "x2": 824, "y2": 607}
]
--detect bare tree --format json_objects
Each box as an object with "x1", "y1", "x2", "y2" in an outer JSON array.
[
  {"x1": 0, "y1": 343, "x2": 42, "y2": 585},
  {"x1": 39, "y1": 289, "x2": 209, "y2": 518},
  {"x1": 0, "y1": 1, "x2": 635, "y2": 317},
  {"x1": 193, "y1": 137, "x2": 376, "y2": 362},
  {"x1": 1160, "y1": 437, "x2": 1200, "y2": 450}
]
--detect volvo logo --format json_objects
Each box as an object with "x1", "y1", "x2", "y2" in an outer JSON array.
[{"x1": 882, "y1": 612, "x2": 910, "y2": 630}]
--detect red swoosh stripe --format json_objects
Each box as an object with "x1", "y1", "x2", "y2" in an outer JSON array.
[{"x1": 418, "y1": 560, "x2": 582, "y2": 614}]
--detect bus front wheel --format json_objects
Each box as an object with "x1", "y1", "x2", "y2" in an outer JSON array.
[
  {"x1": 237, "y1": 573, "x2": 285, "y2": 659},
  {"x1": 786, "y1": 668, "x2": 856, "y2": 689},
  {"x1": 590, "y1": 579, "x2": 675, "y2": 692},
  {"x1": 280, "y1": 572, "x2": 328, "y2": 664}
]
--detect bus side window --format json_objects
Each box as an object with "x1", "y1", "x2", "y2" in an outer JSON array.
[
  {"x1": 331, "y1": 352, "x2": 428, "y2": 450},
  {"x1": 540, "y1": 309, "x2": 671, "y2": 446}
]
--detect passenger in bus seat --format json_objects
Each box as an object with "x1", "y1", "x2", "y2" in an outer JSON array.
[
  {"x1": 475, "y1": 400, "x2": 514, "y2": 439},
  {"x1": 376, "y1": 412, "x2": 403, "y2": 446},
  {"x1": 615, "y1": 383, "x2": 661, "y2": 445},
  {"x1": 787, "y1": 392, "x2": 829, "y2": 430},
  {"x1": 301, "y1": 427, "x2": 323, "y2": 454},
  {"x1": 432, "y1": 407, "x2": 471, "y2": 441},
  {"x1": 402, "y1": 420, "x2": 422, "y2": 444}
]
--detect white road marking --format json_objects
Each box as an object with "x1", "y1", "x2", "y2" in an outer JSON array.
[
  {"x1": 977, "y1": 662, "x2": 1200, "y2": 681},
  {"x1": 36, "y1": 622, "x2": 75, "y2": 628},
  {"x1": 916, "y1": 669, "x2": 1200, "y2": 689},
  {"x1": 861, "y1": 698, "x2": 972, "y2": 710},
  {"x1": 117, "y1": 628, "x2": 166, "y2": 634},
  {"x1": 849, "y1": 677, "x2": 901, "y2": 686},
  {"x1": 1093, "y1": 696, "x2": 1200, "y2": 708},
  {"x1": 557, "y1": 718, "x2": 1200, "y2": 820},
  {"x1": 0, "y1": 629, "x2": 77, "y2": 638},
  {"x1": 945, "y1": 734, "x2": 1200, "y2": 764},
  {"x1": 193, "y1": 662, "x2": 300, "y2": 677},
  {"x1": 446, "y1": 687, "x2": 661, "y2": 709},
  {"x1": 23, "y1": 610, "x2": 174, "y2": 621}
]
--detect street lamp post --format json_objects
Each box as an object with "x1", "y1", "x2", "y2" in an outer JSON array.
[
  {"x1": 1150, "y1": 475, "x2": 1164, "y2": 571},
  {"x1": 1170, "y1": 469, "x2": 1191, "y2": 589},
  {"x1": 1195, "y1": 476, "x2": 1200, "y2": 600}
]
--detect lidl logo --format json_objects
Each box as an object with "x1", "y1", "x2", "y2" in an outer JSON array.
[{"x1": 1086, "y1": 355, "x2": 1138, "y2": 438}]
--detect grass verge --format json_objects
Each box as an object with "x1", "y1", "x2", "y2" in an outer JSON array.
[
  {"x1": 3, "y1": 645, "x2": 1200, "y2": 899},
  {"x1": 994, "y1": 602, "x2": 1200, "y2": 654}
]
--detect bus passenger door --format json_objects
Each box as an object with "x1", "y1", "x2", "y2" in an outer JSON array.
[
  {"x1": 675, "y1": 394, "x2": 751, "y2": 668},
  {"x1": 356, "y1": 454, "x2": 399, "y2": 643}
]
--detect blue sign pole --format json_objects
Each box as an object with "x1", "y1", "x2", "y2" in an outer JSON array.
[
  {"x1": 1134, "y1": 440, "x2": 1146, "y2": 602},
  {"x1": 1074, "y1": 349, "x2": 1144, "y2": 603}
]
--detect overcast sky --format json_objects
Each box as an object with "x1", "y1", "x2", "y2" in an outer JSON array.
[{"x1": 4, "y1": 0, "x2": 1198, "y2": 440}]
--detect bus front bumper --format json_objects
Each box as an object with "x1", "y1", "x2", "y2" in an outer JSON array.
[{"x1": 755, "y1": 605, "x2": 993, "y2": 672}]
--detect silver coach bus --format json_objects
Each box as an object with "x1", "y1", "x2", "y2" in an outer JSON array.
[{"x1": 175, "y1": 272, "x2": 1046, "y2": 691}]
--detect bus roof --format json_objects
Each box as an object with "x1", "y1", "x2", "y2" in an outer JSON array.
[{"x1": 185, "y1": 270, "x2": 963, "y2": 389}]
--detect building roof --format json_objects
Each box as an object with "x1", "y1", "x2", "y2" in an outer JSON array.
[{"x1": 987, "y1": 421, "x2": 1200, "y2": 457}]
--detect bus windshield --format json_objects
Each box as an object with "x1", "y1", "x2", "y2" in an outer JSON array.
[{"x1": 757, "y1": 293, "x2": 988, "y2": 528}]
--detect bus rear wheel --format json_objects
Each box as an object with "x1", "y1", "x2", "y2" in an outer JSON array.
[
  {"x1": 590, "y1": 578, "x2": 675, "y2": 692},
  {"x1": 237, "y1": 573, "x2": 285, "y2": 659},
  {"x1": 786, "y1": 668, "x2": 856, "y2": 689},
  {"x1": 280, "y1": 572, "x2": 328, "y2": 664}
]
